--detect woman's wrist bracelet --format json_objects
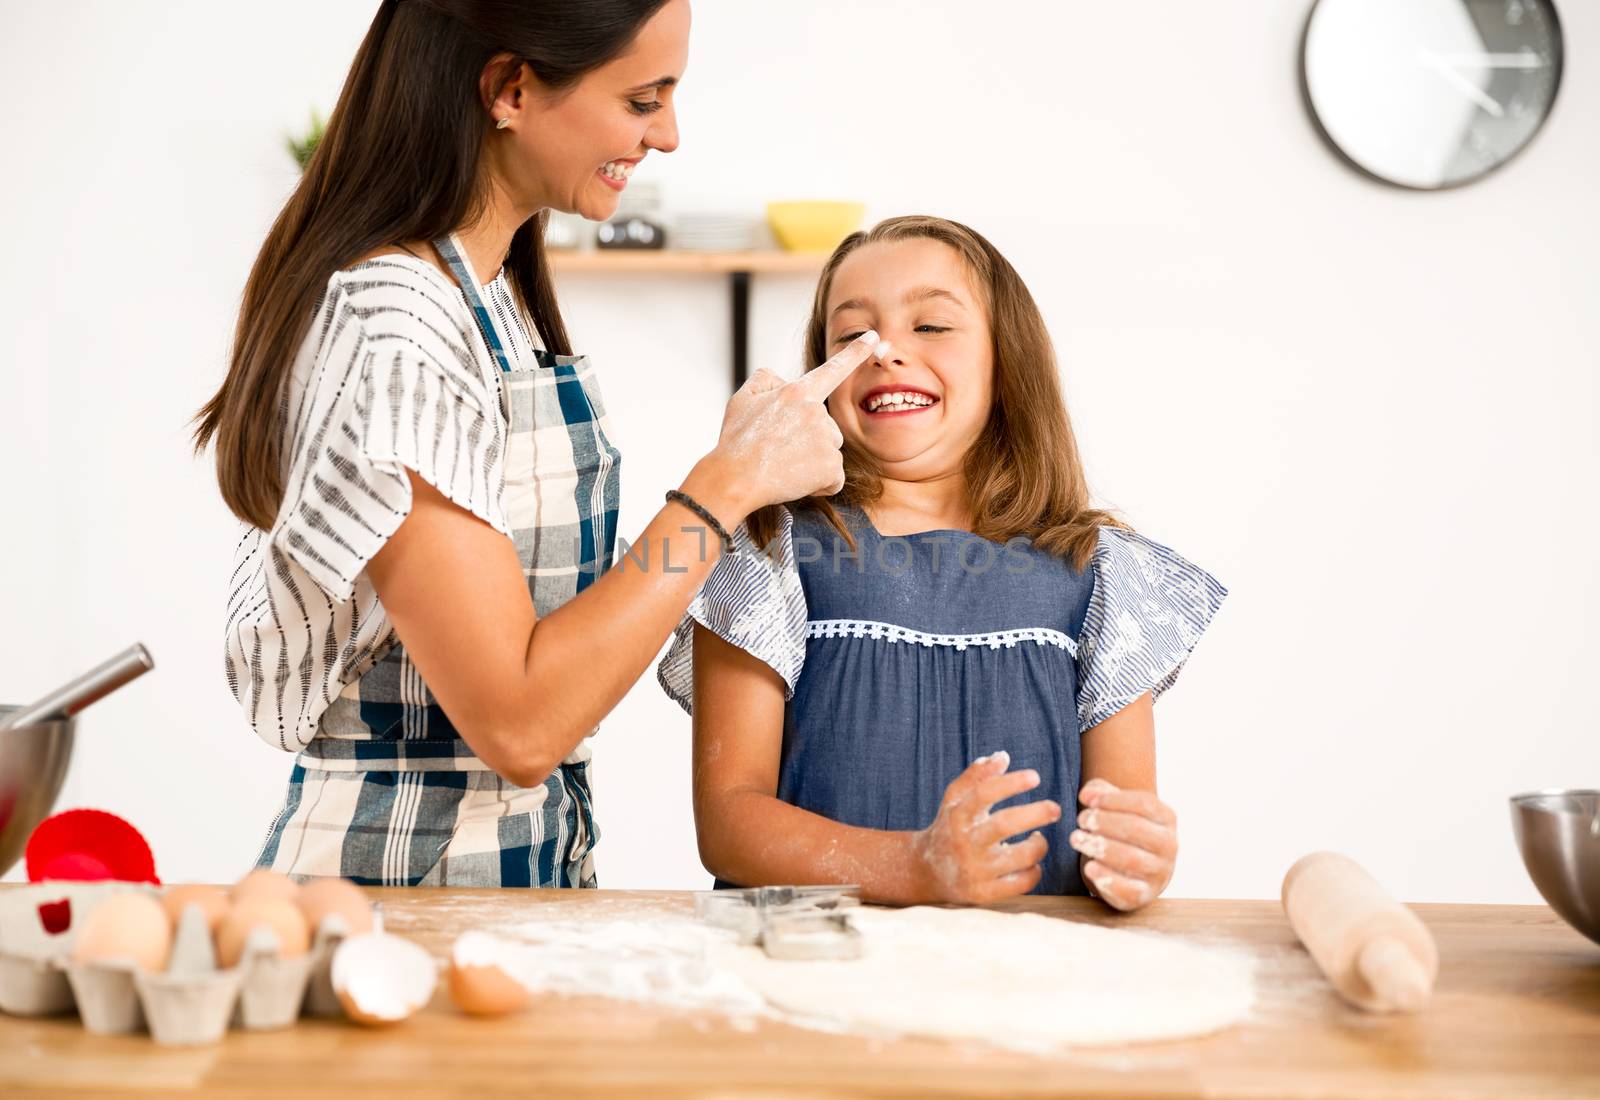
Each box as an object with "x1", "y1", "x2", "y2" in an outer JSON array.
[{"x1": 665, "y1": 489, "x2": 735, "y2": 555}]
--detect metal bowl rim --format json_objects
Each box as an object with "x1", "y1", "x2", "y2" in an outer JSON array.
[
  {"x1": 1509, "y1": 788, "x2": 1600, "y2": 814},
  {"x1": 1510, "y1": 787, "x2": 1599, "y2": 801},
  {"x1": 0, "y1": 703, "x2": 76, "y2": 732}
]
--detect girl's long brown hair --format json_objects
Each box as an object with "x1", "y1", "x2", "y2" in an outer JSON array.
[
  {"x1": 749, "y1": 215, "x2": 1131, "y2": 572},
  {"x1": 192, "y1": 0, "x2": 669, "y2": 530}
]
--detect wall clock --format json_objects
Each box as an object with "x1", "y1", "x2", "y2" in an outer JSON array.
[{"x1": 1301, "y1": 0, "x2": 1563, "y2": 189}]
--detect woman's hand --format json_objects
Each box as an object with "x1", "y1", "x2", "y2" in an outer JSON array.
[
  {"x1": 1070, "y1": 778, "x2": 1177, "y2": 911},
  {"x1": 699, "y1": 331, "x2": 881, "y2": 519},
  {"x1": 911, "y1": 751, "x2": 1063, "y2": 905}
]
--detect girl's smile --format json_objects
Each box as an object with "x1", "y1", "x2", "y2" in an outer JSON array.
[{"x1": 858, "y1": 383, "x2": 940, "y2": 416}]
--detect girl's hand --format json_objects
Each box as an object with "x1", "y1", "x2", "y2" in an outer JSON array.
[
  {"x1": 911, "y1": 751, "x2": 1063, "y2": 905},
  {"x1": 1071, "y1": 778, "x2": 1177, "y2": 911},
  {"x1": 706, "y1": 332, "x2": 881, "y2": 516}
]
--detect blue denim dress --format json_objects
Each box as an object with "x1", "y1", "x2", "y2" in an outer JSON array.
[{"x1": 658, "y1": 504, "x2": 1227, "y2": 895}]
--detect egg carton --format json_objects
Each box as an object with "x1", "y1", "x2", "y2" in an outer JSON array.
[
  {"x1": 0, "y1": 882, "x2": 361, "y2": 1045},
  {"x1": 0, "y1": 882, "x2": 149, "y2": 1017}
]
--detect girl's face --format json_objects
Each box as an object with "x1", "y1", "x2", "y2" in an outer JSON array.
[
  {"x1": 824, "y1": 238, "x2": 995, "y2": 481},
  {"x1": 496, "y1": 0, "x2": 690, "y2": 221}
]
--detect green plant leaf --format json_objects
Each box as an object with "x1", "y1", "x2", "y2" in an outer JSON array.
[{"x1": 287, "y1": 109, "x2": 326, "y2": 172}]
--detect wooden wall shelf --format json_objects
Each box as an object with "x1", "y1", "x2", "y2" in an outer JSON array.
[
  {"x1": 549, "y1": 250, "x2": 825, "y2": 276},
  {"x1": 548, "y1": 250, "x2": 827, "y2": 387}
]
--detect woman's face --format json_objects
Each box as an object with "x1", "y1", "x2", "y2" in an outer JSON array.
[
  {"x1": 823, "y1": 238, "x2": 995, "y2": 482},
  {"x1": 497, "y1": 0, "x2": 690, "y2": 221}
]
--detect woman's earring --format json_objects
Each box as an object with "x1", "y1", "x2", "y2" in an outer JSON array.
[{"x1": 495, "y1": 117, "x2": 512, "y2": 130}]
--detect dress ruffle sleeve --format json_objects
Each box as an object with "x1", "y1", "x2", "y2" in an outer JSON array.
[
  {"x1": 657, "y1": 507, "x2": 808, "y2": 714},
  {"x1": 1075, "y1": 526, "x2": 1228, "y2": 730}
]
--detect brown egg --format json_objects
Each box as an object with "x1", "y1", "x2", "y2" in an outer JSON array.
[
  {"x1": 231, "y1": 869, "x2": 300, "y2": 903},
  {"x1": 446, "y1": 932, "x2": 531, "y2": 1017},
  {"x1": 216, "y1": 897, "x2": 310, "y2": 968},
  {"x1": 71, "y1": 893, "x2": 172, "y2": 973},
  {"x1": 160, "y1": 884, "x2": 230, "y2": 932},
  {"x1": 448, "y1": 963, "x2": 529, "y2": 1017},
  {"x1": 296, "y1": 878, "x2": 374, "y2": 937}
]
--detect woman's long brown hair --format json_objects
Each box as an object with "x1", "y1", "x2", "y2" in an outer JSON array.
[
  {"x1": 192, "y1": 0, "x2": 669, "y2": 530},
  {"x1": 748, "y1": 215, "x2": 1131, "y2": 572}
]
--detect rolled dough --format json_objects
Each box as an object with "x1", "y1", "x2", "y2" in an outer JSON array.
[{"x1": 717, "y1": 906, "x2": 1255, "y2": 1051}]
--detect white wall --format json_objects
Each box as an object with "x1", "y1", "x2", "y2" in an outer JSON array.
[{"x1": 2, "y1": 1, "x2": 1595, "y2": 903}]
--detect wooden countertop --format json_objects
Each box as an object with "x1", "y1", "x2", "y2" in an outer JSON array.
[{"x1": 2, "y1": 888, "x2": 1596, "y2": 1099}]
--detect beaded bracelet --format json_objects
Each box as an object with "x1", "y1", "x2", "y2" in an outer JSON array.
[{"x1": 665, "y1": 489, "x2": 734, "y2": 555}]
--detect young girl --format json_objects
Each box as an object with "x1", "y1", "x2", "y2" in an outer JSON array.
[{"x1": 658, "y1": 216, "x2": 1227, "y2": 911}]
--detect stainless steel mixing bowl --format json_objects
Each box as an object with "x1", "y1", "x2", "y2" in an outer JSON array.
[
  {"x1": 0, "y1": 705, "x2": 76, "y2": 879},
  {"x1": 1511, "y1": 789, "x2": 1600, "y2": 946}
]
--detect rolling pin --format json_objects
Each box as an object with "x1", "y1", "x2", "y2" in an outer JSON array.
[{"x1": 1281, "y1": 851, "x2": 1439, "y2": 1013}]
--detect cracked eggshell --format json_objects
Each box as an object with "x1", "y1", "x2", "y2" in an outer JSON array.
[
  {"x1": 447, "y1": 932, "x2": 531, "y2": 1017},
  {"x1": 332, "y1": 932, "x2": 437, "y2": 1026},
  {"x1": 70, "y1": 893, "x2": 172, "y2": 973}
]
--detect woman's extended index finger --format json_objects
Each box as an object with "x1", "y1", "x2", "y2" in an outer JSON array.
[{"x1": 791, "y1": 330, "x2": 883, "y2": 401}]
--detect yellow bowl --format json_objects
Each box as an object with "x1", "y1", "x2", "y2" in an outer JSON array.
[{"x1": 766, "y1": 201, "x2": 866, "y2": 254}]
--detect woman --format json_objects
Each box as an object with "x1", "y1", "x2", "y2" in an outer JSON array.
[{"x1": 193, "y1": 0, "x2": 874, "y2": 886}]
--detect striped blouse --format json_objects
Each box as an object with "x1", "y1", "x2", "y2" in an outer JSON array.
[{"x1": 224, "y1": 257, "x2": 541, "y2": 752}]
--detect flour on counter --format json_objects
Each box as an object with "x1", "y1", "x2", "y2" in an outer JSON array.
[
  {"x1": 484, "y1": 902, "x2": 1256, "y2": 1052},
  {"x1": 488, "y1": 904, "x2": 768, "y2": 1017},
  {"x1": 719, "y1": 906, "x2": 1257, "y2": 1051}
]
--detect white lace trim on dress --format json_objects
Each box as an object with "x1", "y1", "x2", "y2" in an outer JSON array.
[{"x1": 806, "y1": 618, "x2": 1079, "y2": 656}]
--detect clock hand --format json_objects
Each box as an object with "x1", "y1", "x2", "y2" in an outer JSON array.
[
  {"x1": 1424, "y1": 50, "x2": 1546, "y2": 70},
  {"x1": 1418, "y1": 51, "x2": 1505, "y2": 117}
]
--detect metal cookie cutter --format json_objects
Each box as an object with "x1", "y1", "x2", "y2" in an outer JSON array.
[
  {"x1": 758, "y1": 911, "x2": 862, "y2": 961},
  {"x1": 693, "y1": 885, "x2": 863, "y2": 959}
]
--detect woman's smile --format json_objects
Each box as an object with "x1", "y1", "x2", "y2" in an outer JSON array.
[{"x1": 597, "y1": 156, "x2": 641, "y2": 191}]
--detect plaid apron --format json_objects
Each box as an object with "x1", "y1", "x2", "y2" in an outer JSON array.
[{"x1": 256, "y1": 235, "x2": 620, "y2": 887}]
